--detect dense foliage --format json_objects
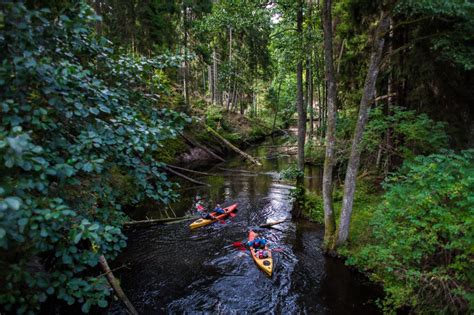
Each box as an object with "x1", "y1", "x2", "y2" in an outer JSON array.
[
  {"x1": 346, "y1": 150, "x2": 474, "y2": 313},
  {"x1": 0, "y1": 3, "x2": 188, "y2": 312},
  {"x1": 1, "y1": 0, "x2": 473, "y2": 313}
]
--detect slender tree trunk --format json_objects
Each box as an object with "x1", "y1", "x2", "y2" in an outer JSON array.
[
  {"x1": 208, "y1": 65, "x2": 213, "y2": 101},
  {"x1": 307, "y1": 0, "x2": 314, "y2": 139},
  {"x1": 226, "y1": 27, "x2": 233, "y2": 111},
  {"x1": 314, "y1": 49, "x2": 323, "y2": 138},
  {"x1": 272, "y1": 80, "x2": 283, "y2": 133},
  {"x1": 294, "y1": 0, "x2": 306, "y2": 219},
  {"x1": 213, "y1": 48, "x2": 218, "y2": 105},
  {"x1": 322, "y1": 0, "x2": 337, "y2": 249},
  {"x1": 182, "y1": 5, "x2": 190, "y2": 110},
  {"x1": 336, "y1": 38, "x2": 346, "y2": 74},
  {"x1": 308, "y1": 57, "x2": 314, "y2": 138},
  {"x1": 336, "y1": 11, "x2": 390, "y2": 247},
  {"x1": 384, "y1": 17, "x2": 394, "y2": 175}
]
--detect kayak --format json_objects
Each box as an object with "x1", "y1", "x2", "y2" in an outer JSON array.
[
  {"x1": 189, "y1": 203, "x2": 238, "y2": 229},
  {"x1": 248, "y1": 230, "x2": 273, "y2": 277}
]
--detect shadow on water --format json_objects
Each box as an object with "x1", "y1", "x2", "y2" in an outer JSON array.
[{"x1": 110, "y1": 136, "x2": 382, "y2": 314}]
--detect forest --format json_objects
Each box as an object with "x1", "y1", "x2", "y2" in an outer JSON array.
[{"x1": 1, "y1": 0, "x2": 473, "y2": 314}]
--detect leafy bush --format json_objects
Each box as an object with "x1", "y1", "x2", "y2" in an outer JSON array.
[
  {"x1": 279, "y1": 165, "x2": 302, "y2": 181},
  {"x1": 346, "y1": 150, "x2": 474, "y2": 314},
  {"x1": 304, "y1": 141, "x2": 325, "y2": 164},
  {"x1": 0, "y1": 3, "x2": 188, "y2": 313},
  {"x1": 205, "y1": 105, "x2": 224, "y2": 129},
  {"x1": 302, "y1": 192, "x2": 324, "y2": 223}
]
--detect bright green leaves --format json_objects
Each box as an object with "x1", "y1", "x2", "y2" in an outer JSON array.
[{"x1": 347, "y1": 150, "x2": 474, "y2": 313}]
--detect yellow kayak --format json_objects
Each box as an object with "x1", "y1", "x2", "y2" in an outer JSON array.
[
  {"x1": 248, "y1": 230, "x2": 273, "y2": 276},
  {"x1": 189, "y1": 203, "x2": 238, "y2": 229}
]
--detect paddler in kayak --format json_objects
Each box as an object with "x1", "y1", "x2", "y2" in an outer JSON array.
[
  {"x1": 195, "y1": 200, "x2": 225, "y2": 220},
  {"x1": 247, "y1": 237, "x2": 270, "y2": 258},
  {"x1": 213, "y1": 204, "x2": 225, "y2": 215}
]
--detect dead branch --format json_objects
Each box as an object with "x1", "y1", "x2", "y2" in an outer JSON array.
[
  {"x1": 206, "y1": 126, "x2": 262, "y2": 166},
  {"x1": 163, "y1": 166, "x2": 210, "y2": 186},
  {"x1": 124, "y1": 215, "x2": 197, "y2": 226},
  {"x1": 99, "y1": 255, "x2": 138, "y2": 315}
]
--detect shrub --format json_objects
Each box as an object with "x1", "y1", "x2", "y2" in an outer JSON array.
[
  {"x1": 279, "y1": 165, "x2": 302, "y2": 181},
  {"x1": 346, "y1": 150, "x2": 474, "y2": 314}
]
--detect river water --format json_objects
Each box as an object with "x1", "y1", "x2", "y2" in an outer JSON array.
[{"x1": 110, "y1": 137, "x2": 381, "y2": 314}]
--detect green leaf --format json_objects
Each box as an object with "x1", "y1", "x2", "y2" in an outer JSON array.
[
  {"x1": 89, "y1": 223, "x2": 99, "y2": 231},
  {"x1": 73, "y1": 232, "x2": 83, "y2": 244},
  {"x1": 81, "y1": 300, "x2": 91, "y2": 313},
  {"x1": 5, "y1": 197, "x2": 21, "y2": 210},
  {"x1": 89, "y1": 107, "x2": 100, "y2": 115}
]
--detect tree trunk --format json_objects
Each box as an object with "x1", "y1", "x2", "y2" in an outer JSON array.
[
  {"x1": 182, "y1": 5, "x2": 190, "y2": 110},
  {"x1": 272, "y1": 80, "x2": 283, "y2": 134},
  {"x1": 208, "y1": 65, "x2": 213, "y2": 101},
  {"x1": 226, "y1": 27, "x2": 233, "y2": 111},
  {"x1": 294, "y1": 0, "x2": 306, "y2": 219},
  {"x1": 384, "y1": 17, "x2": 394, "y2": 176},
  {"x1": 213, "y1": 48, "x2": 218, "y2": 105},
  {"x1": 307, "y1": 1, "x2": 314, "y2": 139},
  {"x1": 322, "y1": 0, "x2": 337, "y2": 249},
  {"x1": 308, "y1": 56, "x2": 314, "y2": 138},
  {"x1": 336, "y1": 11, "x2": 390, "y2": 247},
  {"x1": 314, "y1": 49, "x2": 323, "y2": 138}
]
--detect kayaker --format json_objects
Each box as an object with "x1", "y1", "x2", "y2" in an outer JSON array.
[
  {"x1": 214, "y1": 204, "x2": 225, "y2": 215},
  {"x1": 200, "y1": 211, "x2": 216, "y2": 220},
  {"x1": 247, "y1": 237, "x2": 267, "y2": 249},
  {"x1": 194, "y1": 195, "x2": 205, "y2": 212}
]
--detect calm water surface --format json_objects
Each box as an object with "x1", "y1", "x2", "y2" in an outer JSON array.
[{"x1": 110, "y1": 137, "x2": 381, "y2": 314}]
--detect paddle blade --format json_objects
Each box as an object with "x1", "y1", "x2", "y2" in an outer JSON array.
[
  {"x1": 229, "y1": 212, "x2": 236, "y2": 217},
  {"x1": 232, "y1": 242, "x2": 243, "y2": 247},
  {"x1": 219, "y1": 220, "x2": 226, "y2": 224}
]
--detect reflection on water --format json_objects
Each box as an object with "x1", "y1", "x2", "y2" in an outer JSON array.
[{"x1": 111, "y1": 137, "x2": 381, "y2": 314}]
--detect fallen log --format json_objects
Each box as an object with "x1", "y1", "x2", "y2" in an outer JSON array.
[
  {"x1": 260, "y1": 220, "x2": 288, "y2": 228},
  {"x1": 166, "y1": 164, "x2": 213, "y2": 176},
  {"x1": 180, "y1": 132, "x2": 225, "y2": 162},
  {"x1": 99, "y1": 255, "x2": 138, "y2": 315},
  {"x1": 124, "y1": 215, "x2": 197, "y2": 226},
  {"x1": 217, "y1": 167, "x2": 258, "y2": 174},
  {"x1": 206, "y1": 126, "x2": 262, "y2": 166},
  {"x1": 164, "y1": 216, "x2": 198, "y2": 225},
  {"x1": 163, "y1": 166, "x2": 210, "y2": 186}
]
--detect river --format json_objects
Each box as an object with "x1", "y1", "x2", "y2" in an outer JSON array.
[{"x1": 110, "y1": 136, "x2": 382, "y2": 314}]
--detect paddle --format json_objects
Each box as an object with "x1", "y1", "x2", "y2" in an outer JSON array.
[
  {"x1": 231, "y1": 241, "x2": 248, "y2": 251},
  {"x1": 270, "y1": 248, "x2": 285, "y2": 252}
]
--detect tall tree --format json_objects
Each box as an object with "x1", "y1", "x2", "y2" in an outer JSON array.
[
  {"x1": 321, "y1": 0, "x2": 337, "y2": 249},
  {"x1": 293, "y1": 0, "x2": 306, "y2": 219},
  {"x1": 336, "y1": 9, "x2": 390, "y2": 246}
]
